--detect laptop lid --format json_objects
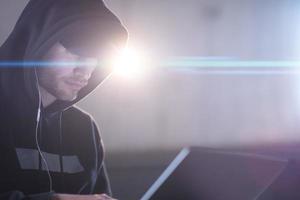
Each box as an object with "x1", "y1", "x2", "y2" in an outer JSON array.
[
  {"x1": 141, "y1": 147, "x2": 288, "y2": 200},
  {"x1": 256, "y1": 159, "x2": 300, "y2": 200}
]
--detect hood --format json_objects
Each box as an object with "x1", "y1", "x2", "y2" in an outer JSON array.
[{"x1": 0, "y1": 0, "x2": 128, "y2": 114}]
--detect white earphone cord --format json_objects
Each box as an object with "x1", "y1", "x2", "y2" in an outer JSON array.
[{"x1": 35, "y1": 69, "x2": 53, "y2": 193}]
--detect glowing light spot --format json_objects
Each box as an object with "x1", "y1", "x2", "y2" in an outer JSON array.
[{"x1": 111, "y1": 47, "x2": 148, "y2": 79}]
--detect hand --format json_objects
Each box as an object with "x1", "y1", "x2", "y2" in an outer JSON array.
[{"x1": 52, "y1": 193, "x2": 117, "y2": 200}]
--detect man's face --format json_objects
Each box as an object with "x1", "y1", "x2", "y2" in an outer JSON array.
[{"x1": 37, "y1": 43, "x2": 97, "y2": 101}]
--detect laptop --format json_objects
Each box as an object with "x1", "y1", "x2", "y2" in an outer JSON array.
[{"x1": 141, "y1": 147, "x2": 300, "y2": 200}]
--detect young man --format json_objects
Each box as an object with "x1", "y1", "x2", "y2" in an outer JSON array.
[{"x1": 0, "y1": 0, "x2": 127, "y2": 199}]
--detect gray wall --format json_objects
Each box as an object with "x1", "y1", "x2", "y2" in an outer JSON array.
[
  {"x1": 80, "y1": 0, "x2": 300, "y2": 152},
  {"x1": 0, "y1": 0, "x2": 28, "y2": 41}
]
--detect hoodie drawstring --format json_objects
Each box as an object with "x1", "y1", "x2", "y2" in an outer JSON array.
[{"x1": 58, "y1": 112, "x2": 65, "y2": 191}]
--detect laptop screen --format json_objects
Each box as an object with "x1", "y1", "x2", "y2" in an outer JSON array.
[{"x1": 141, "y1": 147, "x2": 288, "y2": 200}]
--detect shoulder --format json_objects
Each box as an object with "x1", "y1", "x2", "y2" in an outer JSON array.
[
  {"x1": 64, "y1": 105, "x2": 90, "y2": 117},
  {"x1": 62, "y1": 105, "x2": 99, "y2": 133},
  {"x1": 63, "y1": 105, "x2": 94, "y2": 122},
  {"x1": 61, "y1": 106, "x2": 102, "y2": 144}
]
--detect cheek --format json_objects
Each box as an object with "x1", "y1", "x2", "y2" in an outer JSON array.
[
  {"x1": 58, "y1": 68, "x2": 75, "y2": 78},
  {"x1": 49, "y1": 68, "x2": 74, "y2": 81},
  {"x1": 37, "y1": 69, "x2": 51, "y2": 87},
  {"x1": 38, "y1": 68, "x2": 67, "y2": 89}
]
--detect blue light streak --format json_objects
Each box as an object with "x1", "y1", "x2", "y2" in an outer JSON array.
[
  {"x1": 1, "y1": 59, "x2": 300, "y2": 68},
  {"x1": 1, "y1": 58, "x2": 300, "y2": 75},
  {"x1": 160, "y1": 58, "x2": 300, "y2": 68},
  {"x1": 0, "y1": 61, "x2": 99, "y2": 67}
]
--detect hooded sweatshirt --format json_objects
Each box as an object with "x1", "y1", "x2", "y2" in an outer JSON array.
[{"x1": 0, "y1": 0, "x2": 127, "y2": 199}]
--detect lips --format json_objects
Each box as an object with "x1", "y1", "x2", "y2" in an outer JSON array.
[{"x1": 65, "y1": 80, "x2": 87, "y2": 90}]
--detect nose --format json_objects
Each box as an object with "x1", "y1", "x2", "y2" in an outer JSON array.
[{"x1": 73, "y1": 66, "x2": 94, "y2": 81}]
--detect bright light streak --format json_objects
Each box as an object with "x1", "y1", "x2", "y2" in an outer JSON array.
[
  {"x1": 3, "y1": 57, "x2": 300, "y2": 76},
  {"x1": 0, "y1": 61, "x2": 98, "y2": 67},
  {"x1": 111, "y1": 47, "x2": 149, "y2": 79},
  {"x1": 161, "y1": 58, "x2": 300, "y2": 68}
]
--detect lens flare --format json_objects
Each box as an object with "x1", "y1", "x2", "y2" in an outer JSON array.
[{"x1": 112, "y1": 47, "x2": 148, "y2": 79}]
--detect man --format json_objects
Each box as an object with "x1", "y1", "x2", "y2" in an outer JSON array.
[{"x1": 0, "y1": 0, "x2": 127, "y2": 199}]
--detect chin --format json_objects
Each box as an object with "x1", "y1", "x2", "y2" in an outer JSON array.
[
  {"x1": 63, "y1": 96, "x2": 77, "y2": 101},
  {"x1": 58, "y1": 93, "x2": 78, "y2": 102}
]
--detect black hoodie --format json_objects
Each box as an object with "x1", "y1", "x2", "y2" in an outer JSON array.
[{"x1": 0, "y1": 0, "x2": 127, "y2": 199}]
